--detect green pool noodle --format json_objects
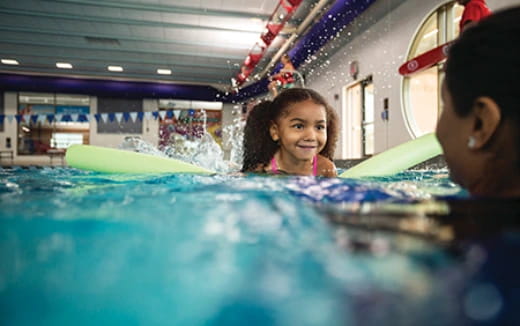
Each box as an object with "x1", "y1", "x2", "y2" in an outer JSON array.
[
  {"x1": 339, "y1": 132, "x2": 442, "y2": 178},
  {"x1": 67, "y1": 133, "x2": 441, "y2": 176},
  {"x1": 66, "y1": 144, "x2": 213, "y2": 174}
]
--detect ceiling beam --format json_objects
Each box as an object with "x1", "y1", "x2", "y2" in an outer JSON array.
[
  {"x1": 0, "y1": 38, "x2": 246, "y2": 60},
  {"x1": 41, "y1": 0, "x2": 272, "y2": 20},
  {"x1": 0, "y1": 8, "x2": 265, "y2": 34},
  {"x1": 0, "y1": 25, "x2": 252, "y2": 51}
]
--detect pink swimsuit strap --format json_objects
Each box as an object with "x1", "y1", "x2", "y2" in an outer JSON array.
[{"x1": 271, "y1": 155, "x2": 318, "y2": 176}]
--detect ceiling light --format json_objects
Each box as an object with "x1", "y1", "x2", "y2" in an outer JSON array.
[
  {"x1": 157, "y1": 69, "x2": 172, "y2": 75},
  {"x1": 56, "y1": 62, "x2": 73, "y2": 69},
  {"x1": 108, "y1": 65, "x2": 123, "y2": 72},
  {"x1": 1, "y1": 59, "x2": 19, "y2": 65}
]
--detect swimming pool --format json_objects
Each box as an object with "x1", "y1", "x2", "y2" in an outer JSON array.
[{"x1": 0, "y1": 168, "x2": 517, "y2": 325}]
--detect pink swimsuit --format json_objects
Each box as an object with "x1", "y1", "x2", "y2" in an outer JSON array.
[{"x1": 270, "y1": 155, "x2": 318, "y2": 176}]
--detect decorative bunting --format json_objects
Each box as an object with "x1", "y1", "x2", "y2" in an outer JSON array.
[
  {"x1": 158, "y1": 111, "x2": 167, "y2": 120},
  {"x1": 0, "y1": 109, "x2": 210, "y2": 126},
  {"x1": 37, "y1": 114, "x2": 47, "y2": 124}
]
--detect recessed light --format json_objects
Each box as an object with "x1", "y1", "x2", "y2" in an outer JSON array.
[
  {"x1": 56, "y1": 62, "x2": 73, "y2": 69},
  {"x1": 1, "y1": 59, "x2": 19, "y2": 65},
  {"x1": 108, "y1": 65, "x2": 123, "y2": 72},
  {"x1": 157, "y1": 68, "x2": 172, "y2": 75}
]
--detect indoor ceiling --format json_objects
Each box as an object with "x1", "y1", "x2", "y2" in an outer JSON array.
[{"x1": 0, "y1": 0, "x2": 331, "y2": 92}]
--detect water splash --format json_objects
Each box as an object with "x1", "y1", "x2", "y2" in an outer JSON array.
[{"x1": 119, "y1": 109, "x2": 246, "y2": 173}]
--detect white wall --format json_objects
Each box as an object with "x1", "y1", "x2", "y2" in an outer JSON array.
[
  {"x1": 0, "y1": 92, "x2": 18, "y2": 157},
  {"x1": 305, "y1": 0, "x2": 518, "y2": 158}
]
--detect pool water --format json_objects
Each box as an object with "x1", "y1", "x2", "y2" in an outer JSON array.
[{"x1": 0, "y1": 168, "x2": 517, "y2": 325}]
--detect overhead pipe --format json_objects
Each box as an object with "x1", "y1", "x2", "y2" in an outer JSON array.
[
  {"x1": 227, "y1": 0, "x2": 378, "y2": 102},
  {"x1": 232, "y1": 0, "x2": 303, "y2": 88},
  {"x1": 256, "y1": 0, "x2": 332, "y2": 80}
]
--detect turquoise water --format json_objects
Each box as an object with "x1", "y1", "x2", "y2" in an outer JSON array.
[{"x1": 1, "y1": 168, "x2": 509, "y2": 325}]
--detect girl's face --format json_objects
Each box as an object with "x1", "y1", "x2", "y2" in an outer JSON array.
[{"x1": 270, "y1": 99, "x2": 327, "y2": 161}]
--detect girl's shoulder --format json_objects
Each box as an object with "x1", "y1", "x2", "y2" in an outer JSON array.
[{"x1": 316, "y1": 155, "x2": 337, "y2": 177}]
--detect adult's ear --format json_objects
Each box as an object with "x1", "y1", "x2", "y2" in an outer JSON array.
[
  {"x1": 269, "y1": 123, "x2": 279, "y2": 142},
  {"x1": 469, "y1": 96, "x2": 501, "y2": 149}
]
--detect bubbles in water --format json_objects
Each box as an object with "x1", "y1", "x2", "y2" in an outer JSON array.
[{"x1": 464, "y1": 283, "x2": 503, "y2": 321}]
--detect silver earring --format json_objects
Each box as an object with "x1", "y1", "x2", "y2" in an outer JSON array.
[{"x1": 468, "y1": 136, "x2": 476, "y2": 149}]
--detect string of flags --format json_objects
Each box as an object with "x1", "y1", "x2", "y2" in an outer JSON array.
[{"x1": 0, "y1": 109, "x2": 219, "y2": 125}]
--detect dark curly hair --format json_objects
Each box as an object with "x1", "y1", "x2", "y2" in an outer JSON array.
[
  {"x1": 241, "y1": 88, "x2": 339, "y2": 172},
  {"x1": 446, "y1": 6, "x2": 520, "y2": 123}
]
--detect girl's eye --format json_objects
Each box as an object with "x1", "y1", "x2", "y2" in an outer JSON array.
[
  {"x1": 316, "y1": 125, "x2": 326, "y2": 131},
  {"x1": 292, "y1": 124, "x2": 304, "y2": 129}
]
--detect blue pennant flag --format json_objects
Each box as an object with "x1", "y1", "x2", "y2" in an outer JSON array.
[
  {"x1": 31, "y1": 115, "x2": 38, "y2": 124},
  {"x1": 123, "y1": 112, "x2": 131, "y2": 122},
  {"x1": 47, "y1": 114, "x2": 55, "y2": 123},
  {"x1": 137, "y1": 112, "x2": 144, "y2": 121},
  {"x1": 94, "y1": 114, "x2": 101, "y2": 122},
  {"x1": 108, "y1": 113, "x2": 116, "y2": 122},
  {"x1": 152, "y1": 111, "x2": 159, "y2": 120},
  {"x1": 166, "y1": 110, "x2": 173, "y2": 118},
  {"x1": 0, "y1": 114, "x2": 4, "y2": 124},
  {"x1": 15, "y1": 115, "x2": 22, "y2": 123}
]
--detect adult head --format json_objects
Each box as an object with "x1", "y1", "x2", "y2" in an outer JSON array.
[{"x1": 436, "y1": 7, "x2": 520, "y2": 197}]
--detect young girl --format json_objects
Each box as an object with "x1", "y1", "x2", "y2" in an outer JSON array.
[{"x1": 242, "y1": 88, "x2": 338, "y2": 177}]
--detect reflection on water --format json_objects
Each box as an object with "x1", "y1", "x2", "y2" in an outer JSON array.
[{"x1": 0, "y1": 168, "x2": 518, "y2": 325}]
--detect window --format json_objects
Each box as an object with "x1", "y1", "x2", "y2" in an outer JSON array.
[
  {"x1": 341, "y1": 76, "x2": 374, "y2": 159},
  {"x1": 362, "y1": 78, "x2": 374, "y2": 156},
  {"x1": 402, "y1": 2, "x2": 464, "y2": 137},
  {"x1": 51, "y1": 133, "x2": 84, "y2": 149},
  {"x1": 17, "y1": 92, "x2": 90, "y2": 155}
]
